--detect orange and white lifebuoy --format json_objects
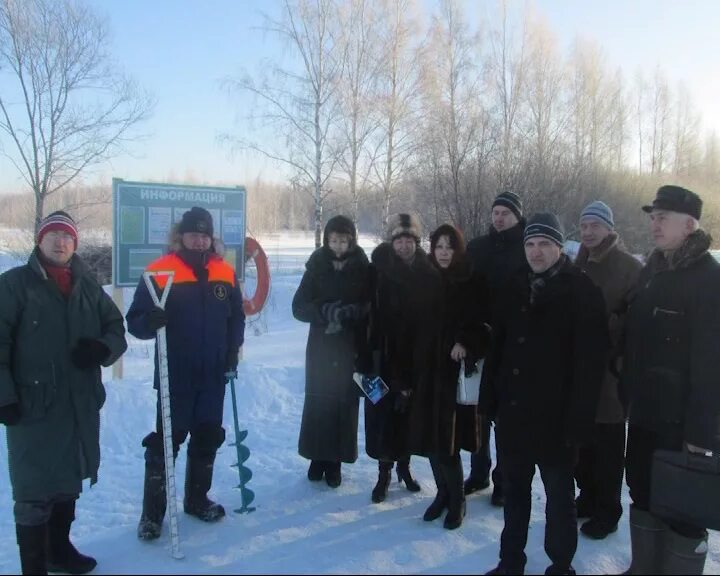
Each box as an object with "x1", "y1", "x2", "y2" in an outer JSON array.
[{"x1": 243, "y1": 237, "x2": 270, "y2": 316}]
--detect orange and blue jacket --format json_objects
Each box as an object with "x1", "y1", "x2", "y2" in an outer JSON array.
[{"x1": 126, "y1": 251, "x2": 245, "y2": 393}]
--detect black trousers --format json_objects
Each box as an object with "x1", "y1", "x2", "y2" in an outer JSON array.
[
  {"x1": 470, "y1": 419, "x2": 503, "y2": 488},
  {"x1": 574, "y1": 422, "x2": 626, "y2": 525},
  {"x1": 625, "y1": 425, "x2": 705, "y2": 538},
  {"x1": 499, "y1": 449, "x2": 577, "y2": 572}
]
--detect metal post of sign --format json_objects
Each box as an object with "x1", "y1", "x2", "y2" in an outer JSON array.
[
  {"x1": 142, "y1": 271, "x2": 183, "y2": 560},
  {"x1": 112, "y1": 286, "x2": 124, "y2": 380}
]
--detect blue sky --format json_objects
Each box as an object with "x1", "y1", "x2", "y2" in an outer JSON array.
[{"x1": 0, "y1": 0, "x2": 718, "y2": 193}]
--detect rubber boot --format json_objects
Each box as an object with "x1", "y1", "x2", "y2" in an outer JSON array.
[
  {"x1": 424, "y1": 457, "x2": 448, "y2": 521},
  {"x1": 15, "y1": 523, "x2": 47, "y2": 575},
  {"x1": 183, "y1": 454, "x2": 226, "y2": 522},
  {"x1": 622, "y1": 506, "x2": 666, "y2": 575},
  {"x1": 137, "y1": 458, "x2": 167, "y2": 541},
  {"x1": 443, "y1": 459, "x2": 466, "y2": 530},
  {"x1": 371, "y1": 461, "x2": 393, "y2": 503},
  {"x1": 659, "y1": 528, "x2": 708, "y2": 575},
  {"x1": 396, "y1": 457, "x2": 421, "y2": 492},
  {"x1": 45, "y1": 499, "x2": 96, "y2": 575}
]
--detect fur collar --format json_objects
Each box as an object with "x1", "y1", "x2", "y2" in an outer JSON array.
[
  {"x1": 646, "y1": 229, "x2": 713, "y2": 273},
  {"x1": 371, "y1": 242, "x2": 438, "y2": 281},
  {"x1": 575, "y1": 232, "x2": 621, "y2": 265},
  {"x1": 306, "y1": 244, "x2": 368, "y2": 273}
]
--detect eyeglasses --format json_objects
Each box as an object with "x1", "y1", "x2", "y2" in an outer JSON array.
[{"x1": 44, "y1": 231, "x2": 75, "y2": 243}]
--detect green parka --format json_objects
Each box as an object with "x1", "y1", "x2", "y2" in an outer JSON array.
[{"x1": 0, "y1": 250, "x2": 127, "y2": 501}]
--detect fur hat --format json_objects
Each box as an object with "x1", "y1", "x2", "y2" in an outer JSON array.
[
  {"x1": 179, "y1": 206, "x2": 214, "y2": 237},
  {"x1": 385, "y1": 213, "x2": 422, "y2": 243},
  {"x1": 37, "y1": 211, "x2": 78, "y2": 248},
  {"x1": 642, "y1": 185, "x2": 702, "y2": 220},
  {"x1": 524, "y1": 212, "x2": 565, "y2": 247},
  {"x1": 323, "y1": 215, "x2": 357, "y2": 247}
]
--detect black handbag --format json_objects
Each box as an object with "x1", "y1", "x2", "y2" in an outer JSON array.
[{"x1": 650, "y1": 448, "x2": 720, "y2": 531}]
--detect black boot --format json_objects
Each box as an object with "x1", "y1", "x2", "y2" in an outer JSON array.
[
  {"x1": 372, "y1": 461, "x2": 393, "y2": 503},
  {"x1": 183, "y1": 454, "x2": 226, "y2": 522},
  {"x1": 137, "y1": 458, "x2": 167, "y2": 541},
  {"x1": 307, "y1": 460, "x2": 325, "y2": 482},
  {"x1": 16, "y1": 523, "x2": 47, "y2": 575},
  {"x1": 464, "y1": 475, "x2": 491, "y2": 495},
  {"x1": 396, "y1": 457, "x2": 421, "y2": 492},
  {"x1": 491, "y1": 484, "x2": 505, "y2": 507},
  {"x1": 325, "y1": 462, "x2": 342, "y2": 488},
  {"x1": 443, "y1": 459, "x2": 466, "y2": 530},
  {"x1": 46, "y1": 500, "x2": 97, "y2": 574},
  {"x1": 424, "y1": 457, "x2": 448, "y2": 522}
]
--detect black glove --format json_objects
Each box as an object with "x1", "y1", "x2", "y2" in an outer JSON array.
[
  {"x1": 321, "y1": 301, "x2": 343, "y2": 324},
  {"x1": 147, "y1": 306, "x2": 168, "y2": 331},
  {"x1": 71, "y1": 338, "x2": 110, "y2": 370},
  {"x1": 337, "y1": 303, "x2": 369, "y2": 323},
  {"x1": 394, "y1": 389, "x2": 412, "y2": 414},
  {"x1": 0, "y1": 403, "x2": 21, "y2": 426}
]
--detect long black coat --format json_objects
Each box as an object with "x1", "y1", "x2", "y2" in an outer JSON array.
[
  {"x1": 466, "y1": 220, "x2": 527, "y2": 295},
  {"x1": 292, "y1": 245, "x2": 369, "y2": 463},
  {"x1": 363, "y1": 243, "x2": 442, "y2": 461},
  {"x1": 419, "y1": 262, "x2": 491, "y2": 457},
  {"x1": 479, "y1": 257, "x2": 608, "y2": 463},
  {"x1": 622, "y1": 231, "x2": 720, "y2": 450}
]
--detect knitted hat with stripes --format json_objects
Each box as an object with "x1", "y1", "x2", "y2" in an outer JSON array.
[
  {"x1": 492, "y1": 191, "x2": 523, "y2": 221},
  {"x1": 524, "y1": 212, "x2": 564, "y2": 247},
  {"x1": 580, "y1": 200, "x2": 615, "y2": 229},
  {"x1": 37, "y1": 211, "x2": 78, "y2": 248}
]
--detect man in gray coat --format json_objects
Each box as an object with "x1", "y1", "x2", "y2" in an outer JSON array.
[
  {"x1": 0, "y1": 212, "x2": 127, "y2": 575},
  {"x1": 573, "y1": 201, "x2": 642, "y2": 540}
]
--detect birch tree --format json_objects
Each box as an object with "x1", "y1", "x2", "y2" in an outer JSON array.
[
  {"x1": 225, "y1": 0, "x2": 344, "y2": 247},
  {"x1": 0, "y1": 0, "x2": 153, "y2": 233}
]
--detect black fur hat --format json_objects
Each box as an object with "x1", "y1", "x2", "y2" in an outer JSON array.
[{"x1": 323, "y1": 215, "x2": 357, "y2": 247}]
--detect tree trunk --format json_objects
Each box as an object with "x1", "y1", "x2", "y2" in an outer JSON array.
[{"x1": 34, "y1": 193, "x2": 45, "y2": 237}]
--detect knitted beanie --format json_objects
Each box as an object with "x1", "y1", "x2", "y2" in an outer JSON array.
[
  {"x1": 37, "y1": 211, "x2": 78, "y2": 248},
  {"x1": 179, "y1": 207, "x2": 214, "y2": 237},
  {"x1": 492, "y1": 191, "x2": 523, "y2": 221},
  {"x1": 524, "y1": 212, "x2": 564, "y2": 247},
  {"x1": 580, "y1": 201, "x2": 615, "y2": 229}
]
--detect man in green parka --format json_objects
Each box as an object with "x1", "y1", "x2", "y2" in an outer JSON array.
[{"x1": 0, "y1": 211, "x2": 127, "y2": 575}]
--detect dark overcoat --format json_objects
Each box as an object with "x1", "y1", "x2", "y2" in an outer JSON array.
[
  {"x1": 413, "y1": 261, "x2": 491, "y2": 456},
  {"x1": 363, "y1": 243, "x2": 442, "y2": 461},
  {"x1": 622, "y1": 230, "x2": 720, "y2": 450},
  {"x1": 0, "y1": 250, "x2": 127, "y2": 501},
  {"x1": 480, "y1": 257, "x2": 609, "y2": 463},
  {"x1": 292, "y1": 244, "x2": 369, "y2": 463}
]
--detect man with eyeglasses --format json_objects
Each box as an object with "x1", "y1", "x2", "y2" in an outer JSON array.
[{"x1": 0, "y1": 210, "x2": 127, "y2": 575}]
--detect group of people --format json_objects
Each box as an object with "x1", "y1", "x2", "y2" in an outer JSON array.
[
  {"x1": 293, "y1": 185, "x2": 720, "y2": 575},
  {"x1": 0, "y1": 184, "x2": 717, "y2": 575},
  {"x1": 0, "y1": 207, "x2": 246, "y2": 575}
]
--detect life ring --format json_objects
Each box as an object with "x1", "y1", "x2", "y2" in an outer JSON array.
[{"x1": 243, "y1": 237, "x2": 270, "y2": 316}]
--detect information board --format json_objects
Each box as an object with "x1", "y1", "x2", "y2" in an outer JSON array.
[{"x1": 113, "y1": 179, "x2": 247, "y2": 287}]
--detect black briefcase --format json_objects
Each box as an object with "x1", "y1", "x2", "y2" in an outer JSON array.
[{"x1": 650, "y1": 448, "x2": 720, "y2": 531}]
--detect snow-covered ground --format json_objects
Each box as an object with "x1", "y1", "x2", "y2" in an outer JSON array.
[{"x1": 0, "y1": 232, "x2": 717, "y2": 574}]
